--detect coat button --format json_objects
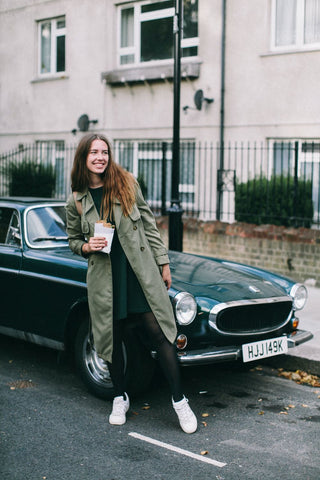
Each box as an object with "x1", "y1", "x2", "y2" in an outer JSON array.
[
  {"x1": 133, "y1": 225, "x2": 137, "y2": 230},
  {"x1": 140, "y1": 246, "x2": 145, "y2": 251}
]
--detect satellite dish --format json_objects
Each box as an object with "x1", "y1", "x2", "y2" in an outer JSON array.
[
  {"x1": 194, "y1": 90, "x2": 204, "y2": 110},
  {"x1": 194, "y1": 89, "x2": 214, "y2": 110},
  {"x1": 76, "y1": 114, "x2": 98, "y2": 132},
  {"x1": 77, "y1": 114, "x2": 90, "y2": 132}
]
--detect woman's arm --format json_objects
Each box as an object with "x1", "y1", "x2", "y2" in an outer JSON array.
[
  {"x1": 65, "y1": 194, "x2": 107, "y2": 256},
  {"x1": 161, "y1": 263, "x2": 172, "y2": 289}
]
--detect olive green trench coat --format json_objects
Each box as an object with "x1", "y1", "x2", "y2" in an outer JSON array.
[{"x1": 65, "y1": 185, "x2": 177, "y2": 363}]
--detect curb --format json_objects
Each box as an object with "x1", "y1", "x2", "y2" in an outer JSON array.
[{"x1": 266, "y1": 354, "x2": 320, "y2": 377}]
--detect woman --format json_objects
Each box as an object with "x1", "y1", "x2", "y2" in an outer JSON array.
[{"x1": 66, "y1": 133, "x2": 197, "y2": 434}]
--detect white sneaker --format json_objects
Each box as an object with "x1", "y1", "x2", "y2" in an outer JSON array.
[
  {"x1": 109, "y1": 393, "x2": 130, "y2": 425},
  {"x1": 172, "y1": 396, "x2": 197, "y2": 434}
]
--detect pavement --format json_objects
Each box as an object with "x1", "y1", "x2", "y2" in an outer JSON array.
[{"x1": 268, "y1": 285, "x2": 320, "y2": 376}]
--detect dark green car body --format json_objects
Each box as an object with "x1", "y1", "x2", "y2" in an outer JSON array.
[{"x1": 0, "y1": 198, "x2": 313, "y2": 398}]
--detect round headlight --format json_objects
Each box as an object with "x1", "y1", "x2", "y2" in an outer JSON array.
[
  {"x1": 174, "y1": 292, "x2": 197, "y2": 325},
  {"x1": 290, "y1": 284, "x2": 308, "y2": 310}
]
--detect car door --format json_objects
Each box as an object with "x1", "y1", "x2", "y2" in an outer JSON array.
[
  {"x1": 0, "y1": 207, "x2": 22, "y2": 328},
  {"x1": 19, "y1": 204, "x2": 86, "y2": 343}
]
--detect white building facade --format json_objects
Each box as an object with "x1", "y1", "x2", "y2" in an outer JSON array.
[{"x1": 1, "y1": 0, "x2": 320, "y2": 221}]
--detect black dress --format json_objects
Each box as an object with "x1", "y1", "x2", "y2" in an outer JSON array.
[{"x1": 89, "y1": 187, "x2": 150, "y2": 320}]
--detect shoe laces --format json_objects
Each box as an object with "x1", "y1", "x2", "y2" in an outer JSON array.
[
  {"x1": 175, "y1": 398, "x2": 193, "y2": 420},
  {"x1": 112, "y1": 396, "x2": 128, "y2": 415}
]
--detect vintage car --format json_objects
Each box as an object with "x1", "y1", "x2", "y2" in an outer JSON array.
[{"x1": 0, "y1": 197, "x2": 313, "y2": 399}]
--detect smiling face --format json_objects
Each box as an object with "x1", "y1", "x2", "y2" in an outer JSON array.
[{"x1": 86, "y1": 139, "x2": 109, "y2": 182}]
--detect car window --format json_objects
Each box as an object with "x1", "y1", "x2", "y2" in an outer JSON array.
[
  {"x1": 25, "y1": 205, "x2": 68, "y2": 248},
  {"x1": 0, "y1": 208, "x2": 21, "y2": 246}
]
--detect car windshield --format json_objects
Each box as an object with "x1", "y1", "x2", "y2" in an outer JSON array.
[{"x1": 26, "y1": 205, "x2": 69, "y2": 248}]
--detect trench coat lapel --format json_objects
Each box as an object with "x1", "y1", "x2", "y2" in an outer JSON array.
[{"x1": 77, "y1": 190, "x2": 98, "y2": 217}]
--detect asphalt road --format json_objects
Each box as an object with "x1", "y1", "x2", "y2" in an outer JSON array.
[{"x1": 1, "y1": 335, "x2": 319, "y2": 480}]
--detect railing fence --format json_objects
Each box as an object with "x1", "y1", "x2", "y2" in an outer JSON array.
[{"x1": 1, "y1": 140, "x2": 319, "y2": 228}]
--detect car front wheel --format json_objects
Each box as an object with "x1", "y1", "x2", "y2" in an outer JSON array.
[{"x1": 74, "y1": 319, "x2": 155, "y2": 400}]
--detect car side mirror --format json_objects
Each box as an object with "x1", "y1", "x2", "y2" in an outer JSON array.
[{"x1": 6, "y1": 226, "x2": 21, "y2": 246}]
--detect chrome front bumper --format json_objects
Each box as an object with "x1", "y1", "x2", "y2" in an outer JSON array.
[{"x1": 176, "y1": 329, "x2": 314, "y2": 365}]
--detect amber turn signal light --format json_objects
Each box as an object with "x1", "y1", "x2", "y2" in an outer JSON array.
[
  {"x1": 176, "y1": 334, "x2": 187, "y2": 350},
  {"x1": 292, "y1": 318, "x2": 299, "y2": 330}
]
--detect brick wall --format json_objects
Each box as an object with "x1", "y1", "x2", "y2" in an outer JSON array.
[{"x1": 156, "y1": 217, "x2": 320, "y2": 287}]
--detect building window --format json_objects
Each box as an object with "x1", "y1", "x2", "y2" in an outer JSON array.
[
  {"x1": 118, "y1": 0, "x2": 198, "y2": 66},
  {"x1": 272, "y1": 0, "x2": 320, "y2": 50},
  {"x1": 272, "y1": 140, "x2": 320, "y2": 221},
  {"x1": 36, "y1": 141, "x2": 66, "y2": 197},
  {"x1": 114, "y1": 140, "x2": 195, "y2": 212},
  {"x1": 38, "y1": 17, "x2": 66, "y2": 75}
]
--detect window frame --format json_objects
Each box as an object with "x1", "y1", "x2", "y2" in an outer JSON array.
[
  {"x1": 269, "y1": 139, "x2": 320, "y2": 222},
  {"x1": 117, "y1": 1, "x2": 199, "y2": 67},
  {"x1": 35, "y1": 140, "x2": 66, "y2": 198},
  {"x1": 114, "y1": 139, "x2": 196, "y2": 212},
  {"x1": 37, "y1": 16, "x2": 66, "y2": 77},
  {"x1": 271, "y1": 0, "x2": 320, "y2": 52}
]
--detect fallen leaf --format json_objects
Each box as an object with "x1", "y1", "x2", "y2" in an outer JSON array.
[
  {"x1": 258, "y1": 411, "x2": 265, "y2": 415},
  {"x1": 279, "y1": 411, "x2": 288, "y2": 415},
  {"x1": 278, "y1": 369, "x2": 320, "y2": 387},
  {"x1": 201, "y1": 450, "x2": 209, "y2": 456},
  {"x1": 201, "y1": 413, "x2": 209, "y2": 417},
  {"x1": 302, "y1": 404, "x2": 309, "y2": 408},
  {"x1": 291, "y1": 372, "x2": 301, "y2": 382},
  {"x1": 142, "y1": 406, "x2": 150, "y2": 410},
  {"x1": 8, "y1": 380, "x2": 35, "y2": 389},
  {"x1": 279, "y1": 371, "x2": 292, "y2": 380},
  {"x1": 201, "y1": 421, "x2": 208, "y2": 427},
  {"x1": 288, "y1": 404, "x2": 295, "y2": 409}
]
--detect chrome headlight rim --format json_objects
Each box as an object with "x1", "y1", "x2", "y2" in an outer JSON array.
[
  {"x1": 173, "y1": 291, "x2": 197, "y2": 325},
  {"x1": 290, "y1": 283, "x2": 308, "y2": 311}
]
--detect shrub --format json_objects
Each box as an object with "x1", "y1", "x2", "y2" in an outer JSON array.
[
  {"x1": 235, "y1": 175, "x2": 314, "y2": 227},
  {"x1": 8, "y1": 160, "x2": 56, "y2": 198}
]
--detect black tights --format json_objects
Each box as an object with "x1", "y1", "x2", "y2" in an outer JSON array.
[{"x1": 107, "y1": 312, "x2": 183, "y2": 402}]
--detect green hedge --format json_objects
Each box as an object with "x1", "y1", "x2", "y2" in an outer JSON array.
[
  {"x1": 235, "y1": 176, "x2": 314, "y2": 227},
  {"x1": 8, "y1": 160, "x2": 56, "y2": 198}
]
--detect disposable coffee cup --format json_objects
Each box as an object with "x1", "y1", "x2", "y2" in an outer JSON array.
[{"x1": 94, "y1": 221, "x2": 115, "y2": 254}]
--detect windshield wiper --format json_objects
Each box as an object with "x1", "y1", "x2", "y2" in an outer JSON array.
[{"x1": 32, "y1": 236, "x2": 68, "y2": 242}]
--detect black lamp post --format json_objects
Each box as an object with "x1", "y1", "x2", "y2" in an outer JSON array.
[{"x1": 168, "y1": 0, "x2": 183, "y2": 252}]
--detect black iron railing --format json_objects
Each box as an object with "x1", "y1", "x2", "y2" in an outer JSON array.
[{"x1": 1, "y1": 140, "x2": 319, "y2": 228}]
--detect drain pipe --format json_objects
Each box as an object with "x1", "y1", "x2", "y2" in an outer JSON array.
[{"x1": 216, "y1": 0, "x2": 227, "y2": 221}]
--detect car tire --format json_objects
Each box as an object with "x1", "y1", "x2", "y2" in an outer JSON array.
[{"x1": 74, "y1": 318, "x2": 156, "y2": 400}]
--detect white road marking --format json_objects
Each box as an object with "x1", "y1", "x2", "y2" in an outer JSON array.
[{"x1": 128, "y1": 432, "x2": 226, "y2": 468}]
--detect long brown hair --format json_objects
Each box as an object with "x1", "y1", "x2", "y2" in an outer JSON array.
[{"x1": 71, "y1": 133, "x2": 136, "y2": 217}]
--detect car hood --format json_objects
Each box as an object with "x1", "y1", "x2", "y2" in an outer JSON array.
[{"x1": 169, "y1": 251, "x2": 289, "y2": 303}]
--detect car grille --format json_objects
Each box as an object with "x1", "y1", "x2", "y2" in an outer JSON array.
[{"x1": 210, "y1": 297, "x2": 293, "y2": 334}]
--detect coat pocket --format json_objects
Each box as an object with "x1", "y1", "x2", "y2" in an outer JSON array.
[{"x1": 81, "y1": 219, "x2": 90, "y2": 234}]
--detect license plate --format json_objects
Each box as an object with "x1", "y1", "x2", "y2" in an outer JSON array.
[{"x1": 242, "y1": 336, "x2": 288, "y2": 363}]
